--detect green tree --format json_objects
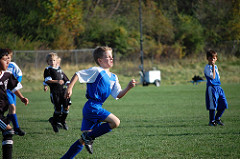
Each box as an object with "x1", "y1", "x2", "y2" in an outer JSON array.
[
  {"x1": 175, "y1": 14, "x2": 204, "y2": 56},
  {"x1": 226, "y1": 0, "x2": 240, "y2": 41},
  {"x1": 78, "y1": 1, "x2": 140, "y2": 55},
  {"x1": 143, "y1": 0, "x2": 174, "y2": 44},
  {"x1": 43, "y1": 0, "x2": 84, "y2": 49},
  {"x1": 194, "y1": 0, "x2": 233, "y2": 44},
  {"x1": 0, "y1": 0, "x2": 238, "y2": 58},
  {"x1": 0, "y1": 0, "x2": 52, "y2": 49}
]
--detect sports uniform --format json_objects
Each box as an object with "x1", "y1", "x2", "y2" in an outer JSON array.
[
  {"x1": 0, "y1": 70, "x2": 22, "y2": 159},
  {"x1": 61, "y1": 46, "x2": 136, "y2": 158},
  {"x1": 204, "y1": 64, "x2": 228, "y2": 125},
  {"x1": 0, "y1": 71, "x2": 22, "y2": 116},
  {"x1": 75, "y1": 67, "x2": 122, "y2": 131},
  {"x1": 61, "y1": 67, "x2": 122, "y2": 158},
  {"x1": 6, "y1": 62, "x2": 24, "y2": 135},
  {"x1": 6, "y1": 62, "x2": 22, "y2": 106},
  {"x1": 44, "y1": 66, "x2": 71, "y2": 132}
]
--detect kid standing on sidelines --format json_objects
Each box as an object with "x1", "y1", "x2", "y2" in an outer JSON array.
[
  {"x1": 204, "y1": 50, "x2": 228, "y2": 126},
  {"x1": 61, "y1": 46, "x2": 136, "y2": 158},
  {"x1": 6, "y1": 49, "x2": 26, "y2": 136},
  {"x1": 44, "y1": 53, "x2": 71, "y2": 133},
  {"x1": 0, "y1": 48, "x2": 29, "y2": 159}
]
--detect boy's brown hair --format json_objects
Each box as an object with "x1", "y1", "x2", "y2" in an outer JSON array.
[
  {"x1": 0, "y1": 49, "x2": 9, "y2": 59},
  {"x1": 46, "y1": 52, "x2": 58, "y2": 63},
  {"x1": 206, "y1": 50, "x2": 218, "y2": 58},
  {"x1": 93, "y1": 46, "x2": 112, "y2": 66},
  {"x1": 6, "y1": 48, "x2": 13, "y2": 57}
]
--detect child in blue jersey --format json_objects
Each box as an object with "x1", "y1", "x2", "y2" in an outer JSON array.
[
  {"x1": 61, "y1": 46, "x2": 136, "y2": 158},
  {"x1": 6, "y1": 49, "x2": 26, "y2": 136},
  {"x1": 204, "y1": 50, "x2": 228, "y2": 126}
]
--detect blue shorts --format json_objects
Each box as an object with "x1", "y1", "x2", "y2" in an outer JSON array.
[
  {"x1": 81, "y1": 100, "x2": 111, "y2": 131},
  {"x1": 206, "y1": 85, "x2": 228, "y2": 110},
  {"x1": 7, "y1": 90, "x2": 16, "y2": 106}
]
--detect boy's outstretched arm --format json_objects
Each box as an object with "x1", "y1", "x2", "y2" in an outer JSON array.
[
  {"x1": 117, "y1": 79, "x2": 136, "y2": 99},
  {"x1": 14, "y1": 90, "x2": 29, "y2": 106},
  {"x1": 65, "y1": 73, "x2": 79, "y2": 99},
  {"x1": 46, "y1": 79, "x2": 65, "y2": 85}
]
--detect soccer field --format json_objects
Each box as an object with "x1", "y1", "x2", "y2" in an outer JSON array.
[{"x1": 5, "y1": 83, "x2": 240, "y2": 158}]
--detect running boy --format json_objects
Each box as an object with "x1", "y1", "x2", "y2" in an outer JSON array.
[
  {"x1": 61, "y1": 46, "x2": 136, "y2": 158},
  {"x1": 43, "y1": 52, "x2": 71, "y2": 133},
  {"x1": 204, "y1": 50, "x2": 228, "y2": 126},
  {"x1": 6, "y1": 49, "x2": 26, "y2": 136},
  {"x1": 0, "y1": 48, "x2": 29, "y2": 159},
  {"x1": 43, "y1": 56, "x2": 62, "y2": 92}
]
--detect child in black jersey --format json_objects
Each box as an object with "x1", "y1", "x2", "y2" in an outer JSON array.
[
  {"x1": 43, "y1": 52, "x2": 71, "y2": 133},
  {"x1": 0, "y1": 48, "x2": 29, "y2": 159},
  {"x1": 43, "y1": 56, "x2": 61, "y2": 92}
]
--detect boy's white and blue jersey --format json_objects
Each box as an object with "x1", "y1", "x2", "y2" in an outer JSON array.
[
  {"x1": 7, "y1": 62, "x2": 23, "y2": 106},
  {"x1": 204, "y1": 64, "x2": 228, "y2": 110},
  {"x1": 204, "y1": 64, "x2": 221, "y2": 87},
  {"x1": 76, "y1": 67, "x2": 122, "y2": 131}
]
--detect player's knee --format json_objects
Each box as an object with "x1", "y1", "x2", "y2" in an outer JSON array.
[
  {"x1": 112, "y1": 119, "x2": 120, "y2": 129},
  {"x1": 8, "y1": 104, "x2": 16, "y2": 114}
]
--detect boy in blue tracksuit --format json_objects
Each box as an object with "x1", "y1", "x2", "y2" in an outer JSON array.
[
  {"x1": 204, "y1": 50, "x2": 228, "y2": 126},
  {"x1": 61, "y1": 46, "x2": 136, "y2": 158}
]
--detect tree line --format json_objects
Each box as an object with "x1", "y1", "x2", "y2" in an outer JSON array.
[{"x1": 0, "y1": 0, "x2": 239, "y2": 60}]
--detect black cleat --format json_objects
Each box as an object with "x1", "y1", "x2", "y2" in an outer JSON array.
[
  {"x1": 208, "y1": 121, "x2": 217, "y2": 126},
  {"x1": 49, "y1": 117, "x2": 59, "y2": 133},
  {"x1": 62, "y1": 122, "x2": 68, "y2": 130},
  {"x1": 81, "y1": 132, "x2": 93, "y2": 154},
  {"x1": 215, "y1": 119, "x2": 224, "y2": 126},
  {"x1": 56, "y1": 122, "x2": 63, "y2": 128},
  {"x1": 14, "y1": 128, "x2": 26, "y2": 136}
]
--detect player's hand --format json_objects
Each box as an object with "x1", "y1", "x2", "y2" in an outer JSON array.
[
  {"x1": 210, "y1": 61, "x2": 215, "y2": 66},
  {"x1": 21, "y1": 97, "x2": 29, "y2": 106},
  {"x1": 58, "y1": 80, "x2": 64, "y2": 85},
  {"x1": 65, "y1": 88, "x2": 72, "y2": 99},
  {"x1": 128, "y1": 79, "x2": 136, "y2": 89},
  {"x1": 44, "y1": 86, "x2": 48, "y2": 92}
]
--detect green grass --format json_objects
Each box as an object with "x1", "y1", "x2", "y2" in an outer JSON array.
[{"x1": 4, "y1": 83, "x2": 240, "y2": 158}]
